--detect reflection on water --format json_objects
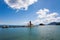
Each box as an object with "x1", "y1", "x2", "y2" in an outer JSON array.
[{"x1": 0, "y1": 25, "x2": 60, "y2": 40}]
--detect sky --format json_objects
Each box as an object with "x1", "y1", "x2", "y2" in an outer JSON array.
[{"x1": 0, "y1": 0, "x2": 60, "y2": 25}]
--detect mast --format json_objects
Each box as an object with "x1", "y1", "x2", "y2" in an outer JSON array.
[{"x1": 28, "y1": 21, "x2": 33, "y2": 27}]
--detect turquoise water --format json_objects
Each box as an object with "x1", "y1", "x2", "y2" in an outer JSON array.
[{"x1": 0, "y1": 25, "x2": 60, "y2": 40}]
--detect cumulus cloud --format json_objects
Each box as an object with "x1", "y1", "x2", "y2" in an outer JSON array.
[
  {"x1": 4, "y1": 0, "x2": 38, "y2": 10},
  {"x1": 33, "y1": 8, "x2": 60, "y2": 24}
]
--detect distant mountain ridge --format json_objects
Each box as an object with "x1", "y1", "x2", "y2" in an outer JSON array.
[{"x1": 48, "y1": 22, "x2": 60, "y2": 25}]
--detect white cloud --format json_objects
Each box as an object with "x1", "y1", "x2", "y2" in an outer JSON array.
[
  {"x1": 33, "y1": 8, "x2": 60, "y2": 24},
  {"x1": 4, "y1": 0, "x2": 38, "y2": 10},
  {"x1": 36, "y1": 8, "x2": 49, "y2": 18}
]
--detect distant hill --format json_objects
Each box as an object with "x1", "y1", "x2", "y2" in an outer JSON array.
[
  {"x1": 48, "y1": 22, "x2": 60, "y2": 25},
  {"x1": 39, "y1": 23, "x2": 45, "y2": 25}
]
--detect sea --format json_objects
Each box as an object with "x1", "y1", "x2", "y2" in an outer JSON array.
[{"x1": 0, "y1": 25, "x2": 60, "y2": 40}]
